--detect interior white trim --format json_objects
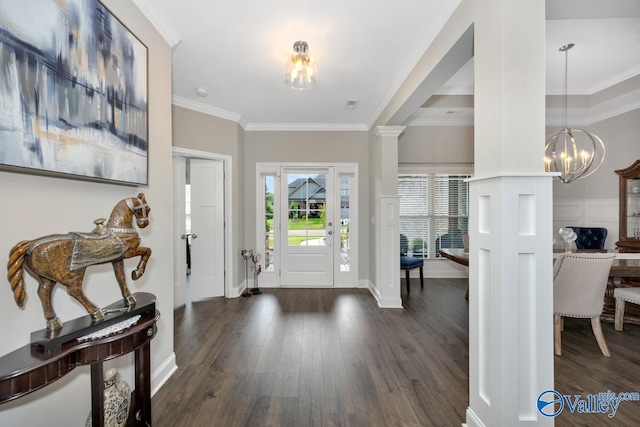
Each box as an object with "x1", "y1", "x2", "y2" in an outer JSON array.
[
  {"x1": 172, "y1": 95, "x2": 242, "y2": 123},
  {"x1": 151, "y1": 352, "x2": 178, "y2": 397},
  {"x1": 406, "y1": 95, "x2": 640, "y2": 127},
  {"x1": 399, "y1": 163, "x2": 474, "y2": 174},
  {"x1": 172, "y1": 147, "x2": 234, "y2": 298},
  {"x1": 244, "y1": 122, "x2": 369, "y2": 132},
  {"x1": 132, "y1": 0, "x2": 182, "y2": 48}
]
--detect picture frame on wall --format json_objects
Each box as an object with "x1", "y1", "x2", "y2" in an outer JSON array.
[{"x1": 0, "y1": 0, "x2": 148, "y2": 185}]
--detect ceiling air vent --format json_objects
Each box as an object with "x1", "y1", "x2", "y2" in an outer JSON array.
[{"x1": 345, "y1": 100, "x2": 358, "y2": 110}]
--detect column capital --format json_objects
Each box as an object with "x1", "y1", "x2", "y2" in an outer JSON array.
[{"x1": 374, "y1": 126, "x2": 406, "y2": 138}]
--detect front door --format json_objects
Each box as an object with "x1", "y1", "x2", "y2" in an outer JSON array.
[{"x1": 280, "y1": 167, "x2": 335, "y2": 286}]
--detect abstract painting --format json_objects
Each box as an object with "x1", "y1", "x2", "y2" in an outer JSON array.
[{"x1": 0, "y1": 0, "x2": 148, "y2": 185}]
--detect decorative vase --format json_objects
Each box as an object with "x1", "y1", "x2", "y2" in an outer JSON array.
[{"x1": 86, "y1": 368, "x2": 131, "y2": 427}]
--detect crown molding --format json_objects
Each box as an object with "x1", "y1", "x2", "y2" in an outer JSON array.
[
  {"x1": 547, "y1": 68, "x2": 640, "y2": 96},
  {"x1": 243, "y1": 122, "x2": 369, "y2": 132},
  {"x1": 367, "y1": 0, "x2": 464, "y2": 130},
  {"x1": 374, "y1": 126, "x2": 406, "y2": 137},
  {"x1": 404, "y1": 108, "x2": 473, "y2": 126},
  {"x1": 587, "y1": 89, "x2": 640, "y2": 124},
  {"x1": 132, "y1": 0, "x2": 182, "y2": 48},
  {"x1": 406, "y1": 89, "x2": 640, "y2": 127},
  {"x1": 171, "y1": 96, "x2": 369, "y2": 131},
  {"x1": 172, "y1": 96, "x2": 242, "y2": 122},
  {"x1": 546, "y1": 88, "x2": 640, "y2": 126}
]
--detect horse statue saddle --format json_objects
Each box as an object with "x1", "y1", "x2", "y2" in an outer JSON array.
[
  {"x1": 69, "y1": 218, "x2": 111, "y2": 240},
  {"x1": 69, "y1": 219, "x2": 126, "y2": 271}
]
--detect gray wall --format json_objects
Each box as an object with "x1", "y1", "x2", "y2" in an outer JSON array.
[
  {"x1": 551, "y1": 109, "x2": 640, "y2": 200},
  {"x1": 172, "y1": 106, "x2": 245, "y2": 289},
  {"x1": 396, "y1": 110, "x2": 640, "y2": 253},
  {"x1": 0, "y1": 1, "x2": 174, "y2": 425},
  {"x1": 398, "y1": 125, "x2": 474, "y2": 165},
  {"x1": 395, "y1": 108, "x2": 640, "y2": 200}
]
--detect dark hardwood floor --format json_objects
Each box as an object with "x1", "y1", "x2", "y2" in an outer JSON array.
[{"x1": 152, "y1": 279, "x2": 640, "y2": 426}]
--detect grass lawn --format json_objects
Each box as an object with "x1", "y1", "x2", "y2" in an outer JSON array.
[
  {"x1": 287, "y1": 217, "x2": 325, "y2": 229},
  {"x1": 265, "y1": 218, "x2": 348, "y2": 246},
  {"x1": 266, "y1": 218, "x2": 325, "y2": 230}
]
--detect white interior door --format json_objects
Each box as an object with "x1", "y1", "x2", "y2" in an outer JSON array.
[
  {"x1": 172, "y1": 157, "x2": 187, "y2": 307},
  {"x1": 189, "y1": 158, "x2": 225, "y2": 299},
  {"x1": 280, "y1": 167, "x2": 334, "y2": 286}
]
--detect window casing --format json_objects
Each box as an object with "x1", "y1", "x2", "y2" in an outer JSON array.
[{"x1": 398, "y1": 173, "x2": 470, "y2": 259}]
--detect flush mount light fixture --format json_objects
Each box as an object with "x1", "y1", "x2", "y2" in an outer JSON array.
[
  {"x1": 544, "y1": 43, "x2": 605, "y2": 184},
  {"x1": 284, "y1": 41, "x2": 318, "y2": 90}
]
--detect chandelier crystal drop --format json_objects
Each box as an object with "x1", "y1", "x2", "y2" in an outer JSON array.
[
  {"x1": 544, "y1": 43, "x2": 605, "y2": 184},
  {"x1": 284, "y1": 41, "x2": 318, "y2": 90}
]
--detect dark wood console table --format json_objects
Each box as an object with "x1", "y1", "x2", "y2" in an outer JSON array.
[
  {"x1": 0, "y1": 292, "x2": 159, "y2": 426},
  {"x1": 439, "y1": 249, "x2": 640, "y2": 325}
]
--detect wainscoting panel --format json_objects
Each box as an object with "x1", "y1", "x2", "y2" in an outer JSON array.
[{"x1": 553, "y1": 199, "x2": 618, "y2": 249}]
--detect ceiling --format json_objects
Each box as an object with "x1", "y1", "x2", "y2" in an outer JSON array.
[{"x1": 133, "y1": 0, "x2": 640, "y2": 131}]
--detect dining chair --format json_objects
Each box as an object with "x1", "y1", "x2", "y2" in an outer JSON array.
[
  {"x1": 400, "y1": 234, "x2": 423, "y2": 294},
  {"x1": 553, "y1": 253, "x2": 616, "y2": 357},
  {"x1": 566, "y1": 226, "x2": 608, "y2": 250},
  {"x1": 614, "y1": 287, "x2": 640, "y2": 331}
]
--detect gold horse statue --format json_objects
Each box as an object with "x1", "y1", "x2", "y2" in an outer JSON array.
[{"x1": 7, "y1": 193, "x2": 152, "y2": 330}]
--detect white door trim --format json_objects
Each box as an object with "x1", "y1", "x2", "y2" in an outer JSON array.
[
  {"x1": 172, "y1": 157, "x2": 187, "y2": 308},
  {"x1": 172, "y1": 147, "x2": 233, "y2": 298},
  {"x1": 256, "y1": 162, "x2": 358, "y2": 288}
]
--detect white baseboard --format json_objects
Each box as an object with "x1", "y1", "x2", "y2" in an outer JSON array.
[
  {"x1": 465, "y1": 407, "x2": 485, "y2": 427},
  {"x1": 358, "y1": 279, "x2": 370, "y2": 288},
  {"x1": 367, "y1": 280, "x2": 381, "y2": 304},
  {"x1": 366, "y1": 280, "x2": 403, "y2": 308},
  {"x1": 173, "y1": 283, "x2": 186, "y2": 309},
  {"x1": 151, "y1": 352, "x2": 178, "y2": 397}
]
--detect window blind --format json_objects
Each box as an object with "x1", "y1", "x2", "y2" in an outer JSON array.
[{"x1": 398, "y1": 174, "x2": 470, "y2": 259}]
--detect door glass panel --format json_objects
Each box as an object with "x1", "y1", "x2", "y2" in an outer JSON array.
[
  {"x1": 340, "y1": 175, "x2": 351, "y2": 271},
  {"x1": 263, "y1": 175, "x2": 275, "y2": 271},
  {"x1": 287, "y1": 173, "x2": 327, "y2": 246}
]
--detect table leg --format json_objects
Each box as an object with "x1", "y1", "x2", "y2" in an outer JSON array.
[
  {"x1": 91, "y1": 362, "x2": 105, "y2": 427},
  {"x1": 133, "y1": 342, "x2": 152, "y2": 425}
]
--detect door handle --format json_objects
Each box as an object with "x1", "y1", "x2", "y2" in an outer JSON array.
[
  {"x1": 191, "y1": 234, "x2": 198, "y2": 239},
  {"x1": 181, "y1": 233, "x2": 190, "y2": 239}
]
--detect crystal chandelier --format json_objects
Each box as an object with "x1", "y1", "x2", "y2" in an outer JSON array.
[
  {"x1": 544, "y1": 43, "x2": 605, "y2": 184},
  {"x1": 284, "y1": 41, "x2": 318, "y2": 90}
]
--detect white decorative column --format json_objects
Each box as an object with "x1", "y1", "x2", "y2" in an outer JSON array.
[
  {"x1": 373, "y1": 126, "x2": 405, "y2": 308},
  {"x1": 466, "y1": 176, "x2": 554, "y2": 427},
  {"x1": 466, "y1": 1, "x2": 554, "y2": 426}
]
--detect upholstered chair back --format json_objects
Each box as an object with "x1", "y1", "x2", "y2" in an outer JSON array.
[
  {"x1": 567, "y1": 226, "x2": 608, "y2": 250},
  {"x1": 553, "y1": 253, "x2": 615, "y2": 317},
  {"x1": 400, "y1": 234, "x2": 409, "y2": 256}
]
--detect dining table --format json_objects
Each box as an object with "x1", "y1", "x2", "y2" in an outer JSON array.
[{"x1": 439, "y1": 248, "x2": 640, "y2": 325}]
